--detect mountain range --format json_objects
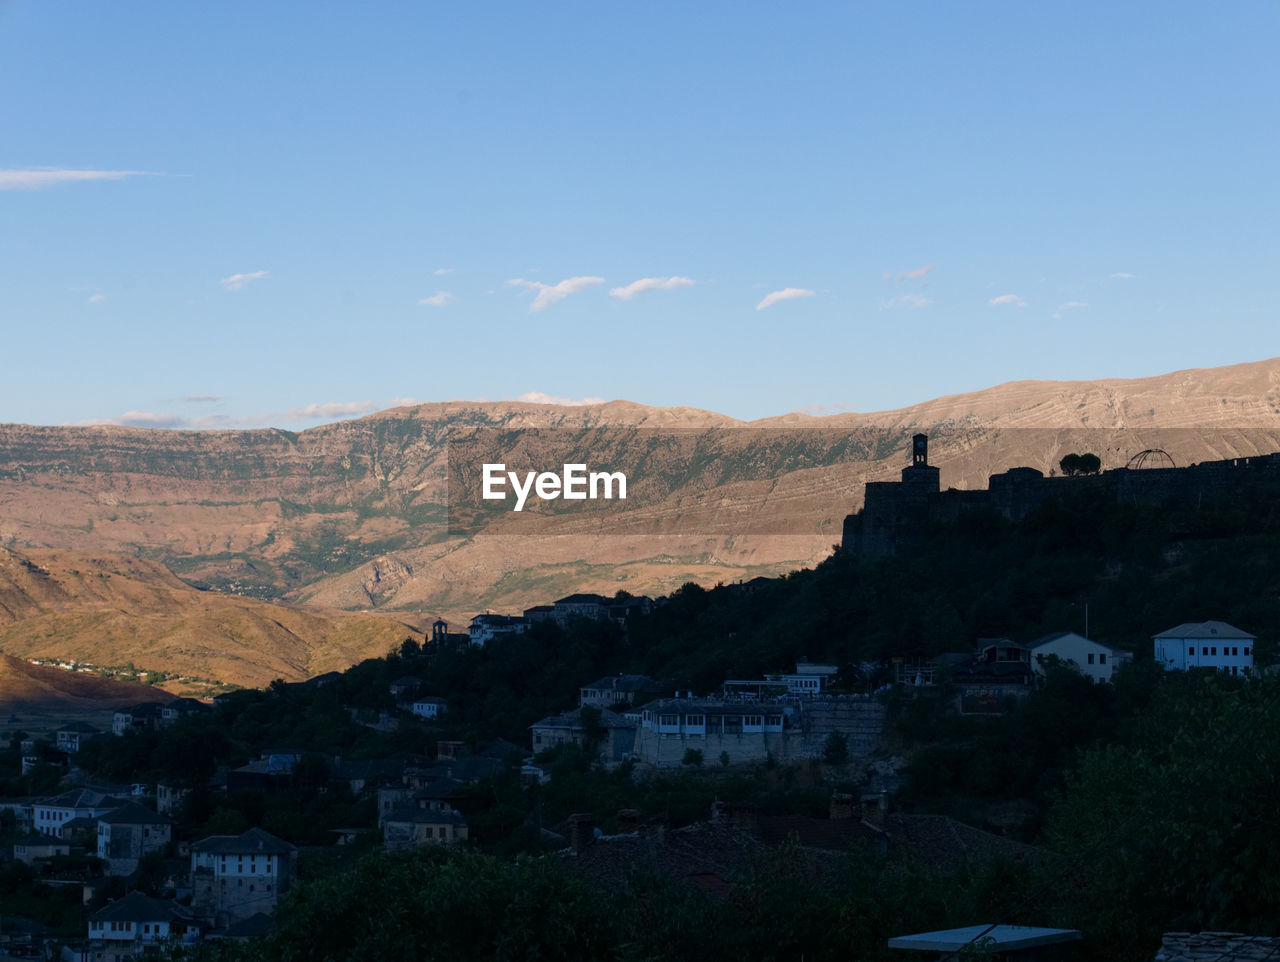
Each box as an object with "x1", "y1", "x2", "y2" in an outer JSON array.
[{"x1": 2, "y1": 357, "x2": 1279, "y2": 691}]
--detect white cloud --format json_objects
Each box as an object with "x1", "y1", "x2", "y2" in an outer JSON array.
[
  {"x1": 897, "y1": 263, "x2": 934, "y2": 281},
  {"x1": 609, "y1": 276, "x2": 695, "y2": 300},
  {"x1": 417, "y1": 291, "x2": 455, "y2": 308},
  {"x1": 756, "y1": 287, "x2": 815, "y2": 311},
  {"x1": 220, "y1": 270, "x2": 269, "y2": 291},
  {"x1": 512, "y1": 392, "x2": 606, "y2": 406},
  {"x1": 77, "y1": 399, "x2": 381, "y2": 430},
  {"x1": 87, "y1": 294, "x2": 106, "y2": 304},
  {"x1": 507, "y1": 276, "x2": 604, "y2": 312},
  {"x1": 183, "y1": 395, "x2": 223, "y2": 403},
  {"x1": 1110, "y1": 272, "x2": 1134, "y2": 280},
  {"x1": 989, "y1": 293, "x2": 1027, "y2": 307},
  {"x1": 0, "y1": 168, "x2": 153, "y2": 190},
  {"x1": 433, "y1": 267, "x2": 454, "y2": 276},
  {"x1": 1057, "y1": 301, "x2": 1088, "y2": 311},
  {"x1": 880, "y1": 293, "x2": 933, "y2": 311}
]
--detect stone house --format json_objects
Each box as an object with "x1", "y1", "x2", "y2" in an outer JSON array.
[
  {"x1": 190, "y1": 827, "x2": 297, "y2": 925},
  {"x1": 85, "y1": 891, "x2": 198, "y2": 961},
  {"x1": 530, "y1": 707, "x2": 636, "y2": 762},
  {"x1": 1154, "y1": 621, "x2": 1255, "y2": 675},
  {"x1": 97, "y1": 802, "x2": 173, "y2": 875}
]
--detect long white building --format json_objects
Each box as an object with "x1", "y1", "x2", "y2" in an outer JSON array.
[{"x1": 1153, "y1": 621, "x2": 1255, "y2": 675}]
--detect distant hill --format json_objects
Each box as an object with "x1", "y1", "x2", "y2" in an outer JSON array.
[
  {"x1": 0, "y1": 653, "x2": 173, "y2": 712},
  {"x1": 1, "y1": 357, "x2": 1279, "y2": 686},
  {"x1": 0, "y1": 547, "x2": 414, "y2": 690}
]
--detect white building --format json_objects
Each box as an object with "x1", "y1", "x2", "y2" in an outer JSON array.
[
  {"x1": 782, "y1": 662, "x2": 840, "y2": 695},
  {"x1": 190, "y1": 827, "x2": 297, "y2": 924},
  {"x1": 33, "y1": 789, "x2": 119, "y2": 837},
  {"x1": 1028, "y1": 632, "x2": 1134, "y2": 683},
  {"x1": 86, "y1": 891, "x2": 197, "y2": 960},
  {"x1": 1154, "y1": 621, "x2": 1255, "y2": 675},
  {"x1": 468, "y1": 613, "x2": 529, "y2": 646},
  {"x1": 411, "y1": 697, "x2": 447, "y2": 719}
]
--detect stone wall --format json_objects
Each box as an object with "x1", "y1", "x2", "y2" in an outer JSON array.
[{"x1": 1155, "y1": 932, "x2": 1280, "y2": 961}]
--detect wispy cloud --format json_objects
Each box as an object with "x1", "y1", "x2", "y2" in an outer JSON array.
[
  {"x1": 87, "y1": 294, "x2": 106, "y2": 304},
  {"x1": 433, "y1": 267, "x2": 454, "y2": 276},
  {"x1": 756, "y1": 287, "x2": 815, "y2": 311},
  {"x1": 182, "y1": 395, "x2": 224, "y2": 403},
  {"x1": 880, "y1": 293, "x2": 932, "y2": 311},
  {"x1": 220, "y1": 270, "x2": 269, "y2": 291},
  {"x1": 989, "y1": 293, "x2": 1027, "y2": 307},
  {"x1": 898, "y1": 263, "x2": 934, "y2": 281},
  {"x1": 0, "y1": 168, "x2": 155, "y2": 191},
  {"x1": 507, "y1": 276, "x2": 604, "y2": 312},
  {"x1": 1110, "y1": 272, "x2": 1135, "y2": 280},
  {"x1": 609, "y1": 276, "x2": 695, "y2": 300},
  {"x1": 76, "y1": 399, "x2": 382, "y2": 430},
  {"x1": 512, "y1": 391, "x2": 606, "y2": 406},
  {"x1": 417, "y1": 291, "x2": 455, "y2": 308}
]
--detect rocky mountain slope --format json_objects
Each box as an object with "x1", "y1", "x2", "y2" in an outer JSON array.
[
  {"x1": 0, "y1": 547, "x2": 414, "y2": 690},
  {"x1": 1, "y1": 357, "x2": 1279, "y2": 685}
]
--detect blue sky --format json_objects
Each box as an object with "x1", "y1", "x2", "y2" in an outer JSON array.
[{"x1": 2, "y1": 2, "x2": 1276, "y2": 429}]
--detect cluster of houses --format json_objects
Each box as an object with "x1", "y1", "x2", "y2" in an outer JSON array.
[
  {"x1": 906, "y1": 620, "x2": 1256, "y2": 714},
  {"x1": 530, "y1": 661, "x2": 887, "y2": 769},
  {"x1": 2, "y1": 784, "x2": 298, "y2": 958},
  {"x1": 465, "y1": 593, "x2": 655, "y2": 645}
]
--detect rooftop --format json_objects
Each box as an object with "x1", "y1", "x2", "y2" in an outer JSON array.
[
  {"x1": 1154, "y1": 620, "x2": 1256, "y2": 640},
  {"x1": 888, "y1": 924, "x2": 1080, "y2": 953}
]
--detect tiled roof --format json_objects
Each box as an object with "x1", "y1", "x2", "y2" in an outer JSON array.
[
  {"x1": 191, "y1": 827, "x2": 295, "y2": 856},
  {"x1": 91, "y1": 891, "x2": 184, "y2": 924},
  {"x1": 1153, "y1": 621, "x2": 1255, "y2": 640},
  {"x1": 99, "y1": 802, "x2": 171, "y2": 826}
]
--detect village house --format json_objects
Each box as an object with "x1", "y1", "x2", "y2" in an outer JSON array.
[
  {"x1": 1154, "y1": 620, "x2": 1255, "y2": 675},
  {"x1": 551, "y1": 593, "x2": 612, "y2": 627},
  {"x1": 190, "y1": 827, "x2": 297, "y2": 925},
  {"x1": 112, "y1": 702, "x2": 165, "y2": 736},
  {"x1": 388, "y1": 676, "x2": 422, "y2": 702},
  {"x1": 530, "y1": 707, "x2": 636, "y2": 763},
  {"x1": 33, "y1": 789, "x2": 120, "y2": 837},
  {"x1": 84, "y1": 891, "x2": 199, "y2": 961},
  {"x1": 411, "y1": 697, "x2": 448, "y2": 719},
  {"x1": 468, "y1": 613, "x2": 530, "y2": 645},
  {"x1": 97, "y1": 802, "x2": 173, "y2": 875},
  {"x1": 55, "y1": 721, "x2": 103, "y2": 754},
  {"x1": 12, "y1": 832, "x2": 70, "y2": 865},
  {"x1": 1028, "y1": 631, "x2": 1134, "y2": 683},
  {"x1": 161, "y1": 697, "x2": 209, "y2": 726},
  {"x1": 578, "y1": 674, "x2": 664, "y2": 710},
  {"x1": 155, "y1": 782, "x2": 190, "y2": 817},
  {"x1": 382, "y1": 793, "x2": 469, "y2": 851}
]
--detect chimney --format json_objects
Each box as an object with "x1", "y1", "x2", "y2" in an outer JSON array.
[{"x1": 568, "y1": 813, "x2": 595, "y2": 852}]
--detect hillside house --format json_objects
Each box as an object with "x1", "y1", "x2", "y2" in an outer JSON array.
[
  {"x1": 530, "y1": 708, "x2": 636, "y2": 763},
  {"x1": 55, "y1": 722, "x2": 102, "y2": 753},
  {"x1": 1029, "y1": 632, "x2": 1133, "y2": 683},
  {"x1": 97, "y1": 802, "x2": 173, "y2": 875},
  {"x1": 382, "y1": 794, "x2": 469, "y2": 851},
  {"x1": 551, "y1": 593, "x2": 612, "y2": 626},
  {"x1": 782, "y1": 662, "x2": 840, "y2": 695},
  {"x1": 468, "y1": 613, "x2": 530, "y2": 645},
  {"x1": 112, "y1": 702, "x2": 165, "y2": 736},
  {"x1": 156, "y1": 782, "x2": 190, "y2": 816},
  {"x1": 85, "y1": 891, "x2": 198, "y2": 961},
  {"x1": 190, "y1": 828, "x2": 296, "y2": 925},
  {"x1": 1154, "y1": 620, "x2": 1255, "y2": 674},
  {"x1": 33, "y1": 789, "x2": 120, "y2": 837},
  {"x1": 12, "y1": 833, "x2": 70, "y2": 865},
  {"x1": 161, "y1": 697, "x2": 209, "y2": 726},
  {"x1": 411, "y1": 697, "x2": 448, "y2": 719},
  {"x1": 579, "y1": 674, "x2": 664, "y2": 710}
]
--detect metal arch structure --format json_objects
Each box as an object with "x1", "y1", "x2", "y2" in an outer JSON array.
[{"x1": 1126, "y1": 448, "x2": 1176, "y2": 470}]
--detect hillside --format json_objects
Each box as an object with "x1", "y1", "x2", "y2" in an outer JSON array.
[
  {"x1": 0, "y1": 547, "x2": 415, "y2": 690},
  {"x1": 0, "y1": 358, "x2": 1279, "y2": 684},
  {"x1": 0, "y1": 653, "x2": 174, "y2": 713}
]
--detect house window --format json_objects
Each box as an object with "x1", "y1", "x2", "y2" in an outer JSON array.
[
  {"x1": 1189, "y1": 647, "x2": 1196, "y2": 655},
  {"x1": 685, "y1": 714, "x2": 704, "y2": 727},
  {"x1": 1232, "y1": 647, "x2": 1238, "y2": 656},
  {"x1": 659, "y1": 714, "x2": 680, "y2": 727},
  {"x1": 1211, "y1": 647, "x2": 1217, "y2": 656},
  {"x1": 1099, "y1": 653, "x2": 1107, "y2": 664},
  {"x1": 765, "y1": 714, "x2": 782, "y2": 727},
  {"x1": 1087, "y1": 653, "x2": 1095, "y2": 664},
  {"x1": 1245, "y1": 647, "x2": 1251, "y2": 656}
]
